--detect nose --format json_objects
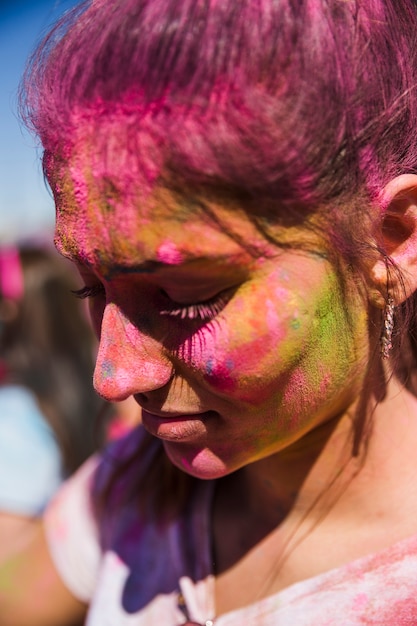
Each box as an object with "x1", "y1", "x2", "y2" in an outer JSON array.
[{"x1": 93, "y1": 302, "x2": 174, "y2": 402}]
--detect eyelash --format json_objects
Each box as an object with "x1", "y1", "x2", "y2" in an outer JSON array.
[
  {"x1": 72, "y1": 285, "x2": 231, "y2": 322},
  {"x1": 160, "y1": 293, "x2": 230, "y2": 321}
]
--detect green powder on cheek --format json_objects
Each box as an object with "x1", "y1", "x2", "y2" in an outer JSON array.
[
  {"x1": 305, "y1": 275, "x2": 367, "y2": 396},
  {"x1": 290, "y1": 317, "x2": 301, "y2": 330}
]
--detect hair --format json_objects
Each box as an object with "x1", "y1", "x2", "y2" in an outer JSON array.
[
  {"x1": 0, "y1": 245, "x2": 104, "y2": 475},
  {"x1": 19, "y1": 0, "x2": 417, "y2": 516}
]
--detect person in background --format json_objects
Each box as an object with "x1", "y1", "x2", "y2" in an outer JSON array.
[{"x1": 0, "y1": 244, "x2": 102, "y2": 564}]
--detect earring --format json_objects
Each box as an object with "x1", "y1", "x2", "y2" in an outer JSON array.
[{"x1": 380, "y1": 296, "x2": 395, "y2": 359}]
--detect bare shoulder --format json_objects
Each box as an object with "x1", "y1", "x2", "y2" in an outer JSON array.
[{"x1": 0, "y1": 519, "x2": 87, "y2": 626}]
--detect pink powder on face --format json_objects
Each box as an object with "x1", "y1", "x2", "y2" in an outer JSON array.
[
  {"x1": 266, "y1": 298, "x2": 279, "y2": 329},
  {"x1": 93, "y1": 303, "x2": 174, "y2": 400},
  {"x1": 281, "y1": 369, "x2": 311, "y2": 424},
  {"x1": 199, "y1": 324, "x2": 291, "y2": 404},
  {"x1": 275, "y1": 285, "x2": 291, "y2": 297},
  {"x1": 318, "y1": 367, "x2": 332, "y2": 395},
  {"x1": 99, "y1": 360, "x2": 116, "y2": 380},
  {"x1": 69, "y1": 161, "x2": 90, "y2": 212},
  {"x1": 203, "y1": 358, "x2": 236, "y2": 392},
  {"x1": 156, "y1": 241, "x2": 183, "y2": 264}
]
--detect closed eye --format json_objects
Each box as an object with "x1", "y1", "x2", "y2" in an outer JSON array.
[
  {"x1": 72, "y1": 283, "x2": 235, "y2": 322},
  {"x1": 159, "y1": 289, "x2": 234, "y2": 322}
]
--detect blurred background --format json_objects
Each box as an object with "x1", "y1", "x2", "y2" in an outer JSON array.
[{"x1": 0, "y1": 0, "x2": 79, "y2": 245}]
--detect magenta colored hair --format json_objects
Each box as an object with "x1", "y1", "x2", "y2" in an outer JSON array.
[{"x1": 21, "y1": 0, "x2": 417, "y2": 219}]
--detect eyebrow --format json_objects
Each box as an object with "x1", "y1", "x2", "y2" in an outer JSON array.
[
  {"x1": 56, "y1": 243, "x2": 244, "y2": 276},
  {"x1": 110, "y1": 260, "x2": 189, "y2": 275},
  {"x1": 105, "y1": 255, "x2": 247, "y2": 277}
]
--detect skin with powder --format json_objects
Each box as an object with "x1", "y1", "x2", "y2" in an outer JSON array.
[
  {"x1": 3, "y1": 1, "x2": 417, "y2": 624},
  {"x1": 57, "y1": 185, "x2": 366, "y2": 479}
]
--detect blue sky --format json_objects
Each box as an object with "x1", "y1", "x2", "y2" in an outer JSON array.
[{"x1": 0, "y1": 0, "x2": 79, "y2": 244}]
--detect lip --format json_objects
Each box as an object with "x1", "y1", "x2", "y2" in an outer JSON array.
[{"x1": 141, "y1": 409, "x2": 216, "y2": 441}]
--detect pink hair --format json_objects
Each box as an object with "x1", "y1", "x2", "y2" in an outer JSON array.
[{"x1": 21, "y1": 0, "x2": 417, "y2": 219}]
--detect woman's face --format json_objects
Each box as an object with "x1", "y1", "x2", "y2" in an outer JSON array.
[{"x1": 54, "y1": 165, "x2": 370, "y2": 479}]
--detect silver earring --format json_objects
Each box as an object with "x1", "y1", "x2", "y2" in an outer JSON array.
[{"x1": 380, "y1": 296, "x2": 395, "y2": 359}]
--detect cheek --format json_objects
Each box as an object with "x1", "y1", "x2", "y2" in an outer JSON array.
[
  {"x1": 193, "y1": 289, "x2": 298, "y2": 399},
  {"x1": 197, "y1": 273, "x2": 363, "y2": 405},
  {"x1": 281, "y1": 365, "x2": 332, "y2": 426},
  {"x1": 202, "y1": 332, "x2": 291, "y2": 402},
  {"x1": 204, "y1": 357, "x2": 237, "y2": 392},
  {"x1": 281, "y1": 297, "x2": 368, "y2": 417}
]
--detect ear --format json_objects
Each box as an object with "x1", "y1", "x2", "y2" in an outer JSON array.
[{"x1": 370, "y1": 174, "x2": 417, "y2": 308}]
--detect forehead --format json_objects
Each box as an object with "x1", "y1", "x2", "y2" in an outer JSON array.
[
  {"x1": 53, "y1": 170, "x2": 272, "y2": 276},
  {"x1": 51, "y1": 133, "x2": 327, "y2": 275}
]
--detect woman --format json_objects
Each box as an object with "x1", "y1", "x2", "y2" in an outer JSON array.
[{"x1": 2, "y1": 0, "x2": 417, "y2": 624}]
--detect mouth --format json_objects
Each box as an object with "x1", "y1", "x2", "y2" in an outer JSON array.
[{"x1": 141, "y1": 409, "x2": 216, "y2": 441}]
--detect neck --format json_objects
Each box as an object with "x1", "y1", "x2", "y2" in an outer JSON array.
[
  {"x1": 224, "y1": 413, "x2": 355, "y2": 532},
  {"x1": 218, "y1": 373, "x2": 417, "y2": 539},
  {"x1": 212, "y1": 375, "x2": 417, "y2": 614}
]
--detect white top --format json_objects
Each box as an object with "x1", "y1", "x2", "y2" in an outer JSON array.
[{"x1": 45, "y1": 426, "x2": 417, "y2": 625}]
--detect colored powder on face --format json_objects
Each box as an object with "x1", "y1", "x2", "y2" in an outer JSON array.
[
  {"x1": 282, "y1": 369, "x2": 309, "y2": 408},
  {"x1": 204, "y1": 357, "x2": 236, "y2": 392},
  {"x1": 71, "y1": 111, "x2": 164, "y2": 202},
  {"x1": 318, "y1": 366, "x2": 332, "y2": 395},
  {"x1": 156, "y1": 241, "x2": 183, "y2": 264},
  {"x1": 266, "y1": 298, "x2": 279, "y2": 331},
  {"x1": 69, "y1": 161, "x2": 90, "y2": 212},
  {"x1": 290, "y1": 317, "x2": 301, "y2": 330},
  {"x1": 101, "y1": 360, "x2": 116, "y2": 379}
]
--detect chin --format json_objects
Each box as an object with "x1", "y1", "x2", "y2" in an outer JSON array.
[{"x1": 163, "y1": 441, "x2": 233, "y2": 480}]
